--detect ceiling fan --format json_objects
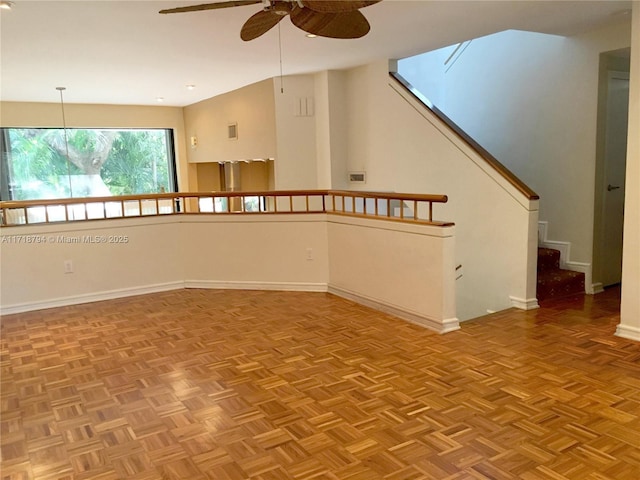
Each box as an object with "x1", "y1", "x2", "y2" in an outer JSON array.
[{"x1": 159, "y1": 0, "x2": 381, "y2": 41}]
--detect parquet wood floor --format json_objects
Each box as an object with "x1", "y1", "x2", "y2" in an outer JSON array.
[{"x1": 1, "y1": 287, "x2": 639, "y2": 479}]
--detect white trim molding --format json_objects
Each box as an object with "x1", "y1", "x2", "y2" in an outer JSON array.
[
  {"x1": 328, "y1": 285, "x2": 460, "y2": 334},
  {"x1": 1, "y1": 280, "x2": 463, "y2": 336},
  {"x1": 0, "y1": 281, "x2": 185, "y2": 316},
  {"x1": 184, "y1": 280, "x2": 328, "y2": 292},
  {"x1": 615, "y1": 324, "x2": 640, "y2": 342},
  {"x1": 510, "y1": 296, "x2": 540, "y2": 310},
  {"x1": 563, "y1": 261, "x2": 594, "y2": 295},
  {"x1": 538, "y1": 220, "x2": 595, "y2": 294}
]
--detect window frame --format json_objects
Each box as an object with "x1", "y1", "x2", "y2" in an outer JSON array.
[{"x1": 0, "y1": 127, "x2": 178, "y2": 201}]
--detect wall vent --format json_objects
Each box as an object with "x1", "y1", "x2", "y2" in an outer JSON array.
[
  {"x1": 228, "y1": 122, "x2": 238, "y2": 140},
  {"x1": 294, "y1": 97, "x2": 314, "y2": 117},
  {"x1": 348, "y1": 171, "x2": 366, "y2": 184}
]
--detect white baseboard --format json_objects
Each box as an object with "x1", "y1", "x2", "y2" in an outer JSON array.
[
  {"x1": 538, "y1": 221, "x2": 594, "y2": 294},
  {"x1": 615, "y1": 324, "x2": 640, "y2": 342},
  {"x1": 328, "y1": 285, "x2": 460, "y2": 334},
  {"x1": 565, "y1": 261, "x2": 594, "y2": 295},
  {"x1": 592, "y1": 282, "x2": 605, "y2": 295},
  {"x1": 184, "y1": 280, "x2": 328, "y2": 292},
  {"x1": 0, "y1": 281, "x2": 326, "y2": 316},
  {"x1": 1, "y1": 280, "x2": 458, "y2": 336},
  {"x1": 510, "y1": 296, "x2": 540, "y2": 310},
  {"x1": 0, "y1": 281, "x2": 185, "y2": 315}
]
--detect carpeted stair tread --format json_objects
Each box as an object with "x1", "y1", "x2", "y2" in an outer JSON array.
[
  {"x1": 537, "y1": 247, "x2": 561, "y2": 271},
  {"x1": 537, "y1": 247, "x2": 585, "y2": 302}
]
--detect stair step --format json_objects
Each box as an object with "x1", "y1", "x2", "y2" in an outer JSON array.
[
  {"x1": 537, "y1": 268, "x2": 585, "y2": 302},
  {"x1": 537, "y1": 247, "x2": 561, "y2": 272}
]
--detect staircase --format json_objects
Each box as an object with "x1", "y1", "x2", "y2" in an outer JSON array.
[{"x1": 537, "y1": 247, "x2": 585, "y2": 303}]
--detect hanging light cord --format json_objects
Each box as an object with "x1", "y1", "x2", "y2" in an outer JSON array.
[{"x1": 56, "y1": 87, "x2": 73, "y2": 197}]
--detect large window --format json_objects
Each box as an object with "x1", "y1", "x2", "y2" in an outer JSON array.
[{"x1": 0, "y1": 128, "x2": 177, "y2": 200}]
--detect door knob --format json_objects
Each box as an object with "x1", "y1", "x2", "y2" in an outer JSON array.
[{"x1": 607, "y1": 184, "x2": 621, "y2": 191}]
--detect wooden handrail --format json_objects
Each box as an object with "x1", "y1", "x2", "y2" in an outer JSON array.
[
  {"x1": 330, "y1": 189, "x2": 447, "y2": 203},
  {"x1": 389, "y1": 72, "x2": 539, "y2": 201},
  {"x1": 0, "y1": 190, "x2": 327, "y2": 208},
  {"x1": 0, "y1": 190, "x2": 453, "y2": 227}
]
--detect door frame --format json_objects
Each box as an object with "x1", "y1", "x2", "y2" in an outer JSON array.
[{"x1": 593, "y1": 67, "x2": 630, "y2": 291}]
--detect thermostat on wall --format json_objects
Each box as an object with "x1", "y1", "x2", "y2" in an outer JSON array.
[{"x1": 348, "y1": 172, "x2": 366, "y2": 184}]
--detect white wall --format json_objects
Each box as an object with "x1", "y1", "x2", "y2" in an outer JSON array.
[
  {"x1": 272, "y1": 75, "x2": 318, "y2": 189},
  {"x1": 0, "y1": 216, "x2": 328, "y2": 313},
  {"x1": 343, "y1": 59, "x2": 539, "y2": 320},
  {"x1": 182, "y1": 74, "x2": 320, "y2": 191},
  {"x1": 315, "y1": 71, "x2": 332, "y2": 189},
  {"x1": 618, "y1": 2, "x2": 640, "y2": 342},
  {"x1": 314, "y1": 70, "x2": 349, "y2": 190},
  {"x1": 0, "y1": 101, "x2": 194, "y2": 190},
  {"x1": 182, "y1": 79, "x2": 277, "y2": 164},
  {"x1": 398, "y1": 24, "x2": 631, "y2": 281},
  {"x1": 0, "y1": 217, "x2": 184, "y2": 310},
  {"x1": 182, "y1": 215, "x2": 328, "y2": 288},
  {"x1": 398, "y1": 44, "x2": 455, "y2": 107},
  {"x1": 0, "y1": 213, "x2": 457, "y2": 333},
  {"x1": 328, "y1": 216, "x2": 458, "y2": 333}
]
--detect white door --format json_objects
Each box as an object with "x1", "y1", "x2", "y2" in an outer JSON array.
[{"x1": 601, "y1": 71, "x2": 629, "y2": 287}]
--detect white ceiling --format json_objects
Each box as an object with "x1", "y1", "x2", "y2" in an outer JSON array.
[{"x1": 0, "y1": 0, "x2": 632, "y2": 107}]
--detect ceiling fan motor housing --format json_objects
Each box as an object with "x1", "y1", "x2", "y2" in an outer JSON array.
[{"x1": 271, "y1": 2, "x2": 293, "y2": 16}]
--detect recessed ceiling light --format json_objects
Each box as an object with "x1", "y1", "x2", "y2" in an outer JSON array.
[
  {"x1": 306, "y1": 33, "x2": 317, "y2": 38},
  {"x1": 156, "y1": 97, "x2": 164, "y2": 102},
  {"x1": 0, "y1": 1, "x2": 14, "y2": 10},
  {"x1": 186, "y1": 84, "x2": 196, "y2": 90}
]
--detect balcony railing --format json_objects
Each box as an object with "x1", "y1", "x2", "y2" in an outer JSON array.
[{"x1": 0, "y1": 190, "x2": 452, "y2": 227}]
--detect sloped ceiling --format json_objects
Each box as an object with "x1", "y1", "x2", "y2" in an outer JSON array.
[{"x1": 0, "y1": 0, "x2": 632, "y2": 106}]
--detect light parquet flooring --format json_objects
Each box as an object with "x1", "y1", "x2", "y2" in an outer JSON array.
[{"x1": 1, "y1": 288, "x2": 639, "y2": 480}]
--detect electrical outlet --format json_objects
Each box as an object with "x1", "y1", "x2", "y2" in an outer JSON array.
[
  {"x1": 306, "y1": 248, "x2": 313, "y2": 261},
  {"x1": 64, "y1": 259, "x2": 73, "y2": 274}
]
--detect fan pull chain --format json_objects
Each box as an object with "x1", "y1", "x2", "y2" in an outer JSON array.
[{"x1": 278, "y1": 22, "x2": 284, "y2": 94}]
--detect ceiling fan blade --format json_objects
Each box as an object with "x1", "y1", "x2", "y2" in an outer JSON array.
[
  {"x1": 290, "y1": 8, "x2": 370, "y2": 39},
  {"x1": 301, "y1": 1, "x2": 381, "y2": 14},
  {"x1": 241, "y1": 10, "x2": 285, "y2": 41},
  {"x1": 159, "y1": 0, "x2": 261, "y2": 14}
]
